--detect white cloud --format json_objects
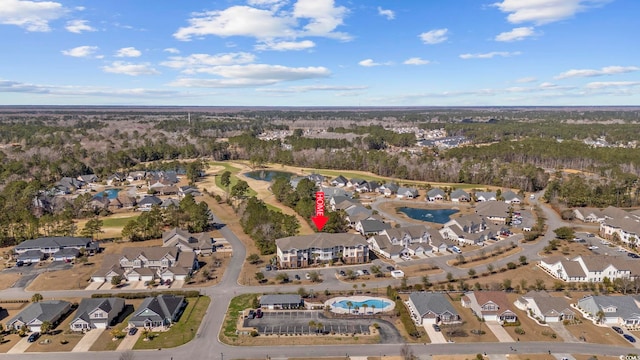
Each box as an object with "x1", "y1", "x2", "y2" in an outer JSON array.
[
  {"x1": 516, "y1": 76, "x2": 537, "y2": 83},
  {"x1": 61, "y1": 45, "x2": 99, "y2": 58},
  {"x1": 377, "y1": 7, "x2": 395, "y2": 20},
  {"x1": 403, "y1": 57, "x2": 430, "y2": 65},
  {"x1": 495, "y1": 27, "x2": 536, "y2": 42},
  {"x1": 65, "y1": 19, "x2": 96, "y2": 33},
  {"x1": 247, "y1": 0, "x2": 287, "y2": 10},
  {"x1": 493, "y1": 0, "x2": 611, "y2": 25},
  {"x1": 585, "y1": 81, "x2": 640, "y2": 89},
  {"x1": 174, "y1": 0, "x2": 350, "y2": 42},
  {"x1": 102, "y1": 61, "x2": 159, "y2": 76},
  {"x1": 255, "y1": 40, "x2": 315, "y2": 51},
  {"x1": 169, "y1": 64, "x2": 331, "y2": 88},
  {"x1": 359, "y1": 59, "x2": 392, "y2": 67},
  {"x1": 0, "y1": 79, "x2": 188, "y2": 98},
  {"x1": 161, "y1": 52, "x2": 256, "y2": 73},
  {"x1": 164, "y1": 48, "x2": 180, "y2": 54},
  {"x1": 260, "y1": 84, "x2": 368, "y2": 93},
  {"x1": 555, "y1": 66, "x2": 640, "y2": 79},
  {"x1": 459, "y1": 51, "x2": 521, "y2": 59},
  {"x1": 0, "y1": 0, "x2": 66, "y2": 31},
  {"x1": 419, "y1": 28, "x2": 448, "y2": 44},
  {"x1": 115, "y1": 47, "x2": 142, "y2": 58}
]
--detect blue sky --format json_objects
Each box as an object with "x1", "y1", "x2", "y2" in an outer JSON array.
[{"x1": 0, "y1": 0, "x2": 638, "y2": 106}]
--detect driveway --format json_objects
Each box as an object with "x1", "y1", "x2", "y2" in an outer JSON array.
[
  {"x1": 548, "y1": 322, "x2": 580, "y2": 343},
  {"x1": 116, "y1": 329, "x2": 141, "y2": 351},
  {"x1": 71, "y1": 328, "x2": 104, "y2": 352},
  {"x1": 7, "y1": 336, "x2": 33, "y2": 354},
  {"x1": 422, "y1": 323, "x2": 447, "y2": 343},
  {"x1": 485, "y1": 322, "x2": 514, "y2": 342}
]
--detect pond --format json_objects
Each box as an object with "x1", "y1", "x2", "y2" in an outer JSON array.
[
  {"x1": 244, "y1": 170, "x2": 294, "y2": 182},
  {"x1": 93, "y1": 188, "x2": 121, "y2": 199},
  {"x1": 397, "y1": 207, "x2": 459, "y2": 224}
]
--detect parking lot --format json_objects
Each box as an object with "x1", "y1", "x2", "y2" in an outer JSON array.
[
  {"x1": 2, "y1": 261, "x2": 73, "y2": 288},
  {"x1": 243, "y1": 310, "x2": 402, "y2": 343}
]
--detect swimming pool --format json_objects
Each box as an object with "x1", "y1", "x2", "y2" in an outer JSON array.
[
  {"x1": 326, "y1": 296, "x2": 395, "y2": 314},
  {"x1": 93, "y1": 188, "x2": 121, "y2": 199}
]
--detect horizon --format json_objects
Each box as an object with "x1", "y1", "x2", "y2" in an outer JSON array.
[{"x1": 1, "y1": 0, "x2": 639, "y2": 106}]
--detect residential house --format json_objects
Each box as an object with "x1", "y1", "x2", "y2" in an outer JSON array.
[
  {"x1": 514, "y1": 291, "x2": 574, "y2": 323},
  {"x1": 116, "y1": 192, "x2": 136, "y2": 208},
  {"x1": 160, "y1": 185, "x2": 179, "y2": 196},
  {"x1": 426, "y1": 188, "x2": 446, "y2": 202},
  {"x1": 502, "y1": 191, "x2": 522, "y2": 204},
  {"x1": 441, "y1": 214, "x2": 494, "y2": 245},
  {"x1": 367, "y1": 225, "x2": 431, "y2": 259},
  {"x1": 320, "y1": 186, "x2": 352, "y2": 199},
  {"x1": 14, "y1": 236, "x2": 99, "y2": 260},
  {"x1": 128, "y1": 295, "x2": 186, "y2": 329},
  {"x1": 127, "y1": 171, "x2": 147, "y2": 182},
  {"x1": 355, "y1": 219, "x2": 391, "y2": 236},
  {"x1": 70, "y1": 297, "x2": 125, "y2": 332},
  {"x1": 577, "y1": 295, "x2": 640, "y2": 327},
  {"x1": 475, "y1": 201, "x2": 511, "y2": 223},
  {"x1": 276, "y1": 233, "x2": 369, "y2": 268},
  {"x1": 600, "y1": 217, "x2": 640, "y2": 246},
  {"x1": 6, "y1": 300, "x2": 71, "y2": 332},
  {"x1": 573, "y1": 208, "x2": 606, "y2": 223},
  {"x1": 329, "y1": 196, "x2": 358, "y2": 211},
  {"x1": 379, "y1": 183, "x2": 399, "y2": 197},
  {"x1": 259, "y1": 294, "x2": 303, "y2": 310},
  {"x1": 106, "y1": 173, "x2": 125, "y2": 186},
  {"x1": 396, "y1": 187, "x2": 419, "y2": 199},
  {"x1": 137, "y1": 195, "x2": 162, "y2": 211},
  {"x1": 17, "y1": 250, "x2": 44, "y2": 264},
  {"x1": 539, "y1": 255, "x2": 639, "y2": 283},
  {"x1": 88, "y1": 196, "x2": 110, "y2": 211},
  {"x1": 160, "y1": 198, "x2": 180, "y2": 209},
  {"x1": 450, "y1": 189, "x2": 470, "y2": 202},
  {"x1": 348, "y1": 178, "x2": 366, "y2": 189},
  {"x1": 56, "y1": 177, "x2": 83, "y2": 193},
  {"x1": 162, "y1": 228, "x2": 215, "y2": 255},
  {"x1": 461, "y1": 291, "x2": 517, "y2": 323},
  {"x1": 429, "y1": 229, "x2": 455, "y2": 253},
  {"x1": 330, "y1": 175, "x2": 348, "y2": 187},
  {"x1": 475, "y1": 191, "x2": 497, "y2": 202},
  {"x1": 407, "y1": 292, "x2": 461, "y2": 325},
  {"x1": 306, "y1": 173, "x2": 325, "y2": 186},
  {"x1": 344, "y1": 205, "x2": 374, "y2": 227},
  {"x1": 90, "y1": 247, "x2": 197, "y2": 283},
  {"x1": 356, "y1": 181, "x2": 380, "y2": 193},
  {"x1": 178, "y1": 185, "x2": 202, "y2": 198},
  {"x1": 78, "y1": 174, "x2": 98, "y2": 188}
]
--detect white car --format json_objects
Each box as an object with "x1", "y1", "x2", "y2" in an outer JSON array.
[{"x1": 588, "y1": 245, "x2": 599, "y2": 250}]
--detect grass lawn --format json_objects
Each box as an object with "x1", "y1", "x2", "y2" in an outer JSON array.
[
  {"x1": 133, "y1": 296, "x2": 211, "y2": 349},
  {"x1": 211, "y1": 162, "x2": 258, "y2": 197},
  {"x1": 502, "y1": 296, "x2": 562, "y2": 342},
  {"x1": 221, "y1": 293, "x2": 258, "y2": 344},
  {"x1": 102, "y1": 216, "x2": 138, "y2": 228},
  {"x1": 90, "y1": 300, "x2": 144, "y2": 351},
  {"x1": 445, "y1": 294, "x2": 499, "y2": 343}
]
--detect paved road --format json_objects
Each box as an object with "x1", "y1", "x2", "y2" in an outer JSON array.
[{"x1": 1, "y1": 196, "x2": 636, "y2": 360}]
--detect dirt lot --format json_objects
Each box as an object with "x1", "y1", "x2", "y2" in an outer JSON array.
[
  {"x1": 448, "y1": 246, "x2": 522, "y2": 269},
  {"x1": 445, "y1": 294, "x2": 499, "y2": 343},
  {"x1": 184, "y1": 252, "x2": 230, "y2": 287},
  {"x1": 0, "y1": 273, "x2": 22, "y2": 290},
  {"x1": 469, "y1": 264, "x2": 560, "y2": 293}
]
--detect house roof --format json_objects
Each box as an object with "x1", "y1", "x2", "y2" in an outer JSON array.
[
  {"x1": 17, "y1": 250, "x2": 44, "y2": 260},
  {"x1": 14, "y1": 237, "x2": 94, "y2": 252},
  {"x1": 382, "y1": 225, "x2": 430, "y2": 241},
  {"x1": 427, "y1": 188, "x2": 446, "y2": 197},
  {"x1": 409, "y1": 292, "x2": 458, "y2": 317},
  {"x1": 526, "y1": 294, "x2": 574, "y2": 316},
  {"x1": 344, "y1": 205, "x2": 372, "y2": 217},
  {"x1": 260, "y1": 294, "x2": 302, "y2": 305},
  {"x1": 397, "y1": 187, "x2": 418, "y2": 196},
  {"x1": 138, "y1": 196, "x2": 162, "y2": 206},
  {"x1": 467, "y1": 291, "x2": 514, "y2": 316},
  {"x1": 502, "y1": 191, "x2": 521, "y2": 201},
  {"x1": 121, "y1": 247, "x2": 178, "y2": 262},
  {"x1": 71, "y1": 298, "x2": 124, "y2": 325},
  {"x1": 450, "y1": 189, "x2": 470, "y2": 199},
  {"x1": 276, "y1": 233, "x2": 367, "y2": 251},
  {"x1": 578, "y1": 295, "x2": 640, "y2": 320},
  {"x1": 331, "y1": 175, "x2": 348, "y2": 184},
  {"x1": 475, "y1": 191, "x2": 496, "y2": 200},
  {"x1": 7, "y1": 300, "x2": 70, "y2": 326},
  {"x1": 358, "y1": 219, "x2": 391, "y2": 233},
  {"x1": 130, "y1": 295, "x2": 185, "y2": 323},
  {"x1": 475, "y1": 202, "x2": 511, "y2": 218},
  {"x1": 561, "y1": 260, "x2": 587, "y2": 278}
]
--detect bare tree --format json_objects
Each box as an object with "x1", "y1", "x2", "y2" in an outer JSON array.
[{"x1": 400, "y1": 343, "x2": 416, "y2": 360}]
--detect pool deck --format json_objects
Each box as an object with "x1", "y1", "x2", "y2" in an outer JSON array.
[{"x1": 325, "y1": 296, "x2": 395, "y2": 315}]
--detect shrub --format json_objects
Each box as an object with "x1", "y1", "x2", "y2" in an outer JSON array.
[{"x1": 514, "y1": 327, "x2": 525, "y2": 335}]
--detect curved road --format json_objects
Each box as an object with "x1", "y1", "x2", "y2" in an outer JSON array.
[{"x1": 0, "y1": 195, "x2": 634, "y2": 360}]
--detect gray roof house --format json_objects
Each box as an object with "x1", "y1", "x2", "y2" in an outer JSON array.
[
  {"x1": 7, "y1": 300, "x2": 72, "y2": 332},
  {"x1": 330, "y1": 175, "x2": 348, "y2": 187},
  {"x1": 138, "y1": 195, "x2": 162, "y2": 210},
  {"x1": 502, "y1": 191, "x2": 522, "y2": 204},
  {"x1": 379, "y1": 183, "x2": 399, "y2": 196},
  {"x1": 17, "y1": 250, "x2": 45, "y2": 264},
  {"x1": 259, "y1": 294, "x2": 303, "y2": 309},
  {"x1": 407, "y1": 292, "x2": 461, "y2": 325},
  {"x1": 577, "y1": 295, "x2": 640, "y2": 327},
  {"x1": 397, "y1": 187, "x2": 419, "y2": 199},
  {"x1": 514, "y1": 291, "x2": 575, "y2": 323},
  {"x1": 162, "y1": 228, "x2": 215, "y2": 255},
  {"x1": 475, "y1": 191, "x2": 497, "y2": 202},
  {"x1": 426, "y1": 188, "x2": 446, "y2": 202},
  {"x1": 14, "y1": 236, "x2": 98, "y2": 258},
  {"x1": 70, "y1": 297, "x2": 125, "y2": 331},
  {"x1": 450, "y1": 189, "x2": 470, "y2": 202},
  {"x1": 355, "y1": 219, "x2": 391, "y2": 236},
  {"x1": 129, "y1": 295, "x2": 186, "y2": 329}
]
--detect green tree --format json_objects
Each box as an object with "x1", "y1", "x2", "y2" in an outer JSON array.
[
  {"x1": 31, "y1": 293, "x2": 43, "y2": 303},
  {"x1": 80, "y1": 216, "x2": 103, "y2": 240},
  {"x1": 254, "y1": 272, "x2": 265, "y2": 283},
  {"x1": 553, "y1": 226, "x2": 575, "y2": 240},
  {"x1": 40, "y1": 321, "x2": 52, "y2": 334},
  {"x1": 468, "y1": 268, "x2": 477, "y2": 278},
  {"x1": 519, "y1": 255, "x2": 528, "y2": 265},
  {"x1": 275, "y1": 273, "x2": 289, "y2": 283},
  {"x1": 246, "y1": 253, "x2": 261, "y2": 264},
  {"x1": 231, "y1": 180, "x2": 250, "y2": 199},
  {"x1": 111, "y1": 275, "x2": 123, "y2": 287},
  {"x1": 220, "y1": 171, "x2": 231, "y2": 200}
]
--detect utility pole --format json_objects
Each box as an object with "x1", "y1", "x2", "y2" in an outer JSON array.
[{"x1": 221, "y1": 353, "x2": 224, "y2": 360}]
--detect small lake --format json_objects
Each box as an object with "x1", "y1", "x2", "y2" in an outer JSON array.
[
  {"x1": 93, "y1": 188, "x2": 121, "y2": 199},
  {"x1": 397, "y1": 207, "x2": 459, "y2": 224},
  {"x1": 244, "y1": 170, "x2": 294, "y2": 182}
]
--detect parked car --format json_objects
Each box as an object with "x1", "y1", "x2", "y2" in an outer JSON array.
[
  {"x1": 128, "y1": 327, "x2": 138, "y2": 336},
  {"x1": 294, "y1": 274, "x2": 300, "y2": 280},
  {"x1": 628, "y1": 252, "x2": 640, "y2": 259},
  {"x1": 386, "y1": 266, "x2": 395, "y2": 271},
  {"x1": 265, "y1": 265, "x2": 272, "y2": 271},
  {"x1": 432, "y1": 324, "x2": 441, "y2": 332},
  {"x1": 256, "y1": 309, "x2": 263, "y2": 318},
  {"x1": 623, "y1": 334, "x2": 636, "y2": 343},
  {"x1": 588, "y1": 246, "x2": 599, "y2": 250},
  {"x1": 587, "y1": 233, "x2": 595, "y2": 237},
  {"x1": 612, "y1": 326, "x2": 623, "y2": 334},
  {"x1": 15, "y1": 261, "x2": 24, "y2": 267},
  {"x1": 338, "y1": 270, "x2": 346, "y2": 277},
  {"x1": 248, "y1": 309, "x2": 255, "y2": 319},
  {"x1": 362, "y1": 269, "x2": 370, "y2": 275},
  {"x1": 27, "y1": 332, "x2": 40, "y2": 342}
]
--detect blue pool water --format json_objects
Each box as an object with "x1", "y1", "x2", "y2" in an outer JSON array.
[
  {"x1": 397, "y1": 207, "x2": 459, "y2": 224},
  {"x1": 244, "y1": 170, "x2": 294, "y2": 182},
  {"x1": 93, "y1": 189, "x2": 121, "y2": 199},
  {"x1": 333, "y1": 299, "x2": 391, "y2": 309}
]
